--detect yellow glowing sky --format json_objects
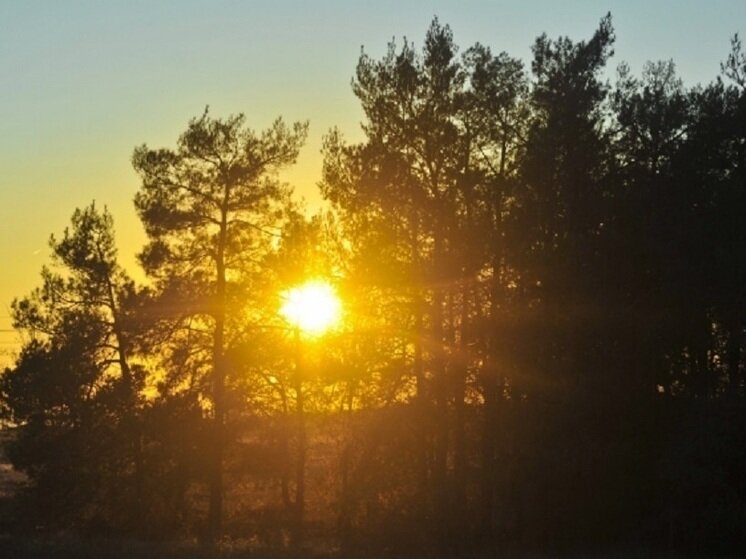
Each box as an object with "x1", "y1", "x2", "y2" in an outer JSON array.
[{"x1": 1, "y1": 1, "x2": 744, "y2": 363}]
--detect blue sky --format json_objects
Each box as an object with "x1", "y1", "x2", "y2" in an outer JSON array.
[{"x1": 1, "y1": 0, "x2": 744, "y2": 361}]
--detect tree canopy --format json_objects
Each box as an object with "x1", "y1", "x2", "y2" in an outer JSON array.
[{"x1": 1, "y1": 14, "x2": 745, "y2": 557}]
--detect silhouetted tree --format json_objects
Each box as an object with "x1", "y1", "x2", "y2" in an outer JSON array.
[
  {"x1": 2, "y1": 203, "x2": 142, "y2": 531},
  {"x1": 132, "y1": 109, "x2": 308, "y2": 542}
]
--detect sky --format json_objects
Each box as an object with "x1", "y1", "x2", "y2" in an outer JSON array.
[{"x1": 1, "y1": 0, "x2": 744, "y2": 363}]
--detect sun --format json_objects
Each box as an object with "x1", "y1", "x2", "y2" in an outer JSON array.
[{"x1": 279, "y1": 280, "x2": 342, "y2": 335}]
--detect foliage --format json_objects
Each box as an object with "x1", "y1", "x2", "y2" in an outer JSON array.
[{"x1": 1, "y1": 14, "x2": 745, "y2": 557}]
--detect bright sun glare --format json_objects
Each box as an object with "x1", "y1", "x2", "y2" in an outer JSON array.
[{"x1": 279, "y1": 280, "x2": 342, "y2": 335}]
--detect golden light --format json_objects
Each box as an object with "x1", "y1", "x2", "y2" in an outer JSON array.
[{"x1": 279, "y1": 280, "x2": 342, "y2": 335}]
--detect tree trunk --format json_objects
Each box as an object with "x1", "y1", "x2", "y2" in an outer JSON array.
[
  {"x1": 208, "y1": 209, "x2": 228, "y2": 544},
  {"x1": 338, "y1": 380, "x2": 356, "y2": 548},
  {"x1": 480, "y1": 366, "x2": 499, "y2": 544},
  {"x1": 452, "y1": 284, "x2": 468, "y2": 523},
  {"x1": 726, "y1": 314, "x2": 743, "y2": 398},
  {"x1": 293, "y1": 327, "x2": 306, "y2": 546},
  {"x1": 431, "y1": 233, "x2": 450, "y2": 555},
  {"x1": 103, "y1": 267, "x2": 143, "y2": 533}
]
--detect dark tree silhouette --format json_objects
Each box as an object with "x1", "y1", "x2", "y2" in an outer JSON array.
[
  {"x1": 132, "y1": 109, "x2": 308, "y2": 542},
  {"x1": 2, "y1": 203, "x2": 142, "y2": 530}
]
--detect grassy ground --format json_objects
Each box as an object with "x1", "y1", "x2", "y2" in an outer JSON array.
[
  {"x1": 0, "y1": 536, "x2": 305, "y2": 559},
  {"x1": 0, "y1": 429, "x2": 26, "y2": 500},
  {"x1": 0, "y1": 433, "x2": 729, "y2": 559},
  {"x1": 0, "y1": 536, "x2": 726, "y2": 559}
]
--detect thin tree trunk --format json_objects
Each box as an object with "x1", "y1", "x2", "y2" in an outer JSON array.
[
  {"x1": 452, "y1": 284, "x2": 468, "y2": 519},
  {"x1": 726, "y1": 315, "x2": 743, "y2": 398},
  {"x1": 208, "y1": 207, "x2": 228, "y2": 544},
  {"x1": 480, "y1": 367, "x2": 499, "y2": 544},
  {"x1": 280, "y1": 387, "x2": 291, "y2": 511},
  {"x1": 293, "y1": 327, "x2": 306, "y2": 546},
  {"x1": 411, "y1": 223, "x2": 429, "y2": 497},
  {"x1": 431, "y1": 233, "x2": 449, "y2": 555},
  {"x1": 102, "y1": 263, "x2": 143, "y2": 533},
  {"x1": 338, "y1": 379, "x2": 356, "y2": 548}
]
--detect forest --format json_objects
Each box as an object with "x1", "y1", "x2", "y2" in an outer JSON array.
[{"x1": 1, "y1": 14, "x2": 745, "y2": 557}]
